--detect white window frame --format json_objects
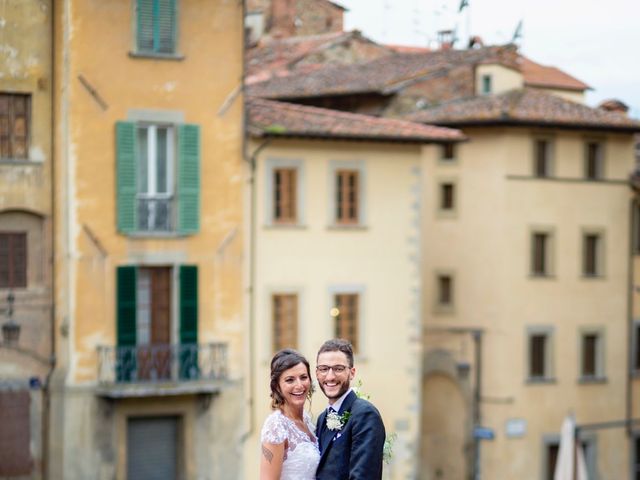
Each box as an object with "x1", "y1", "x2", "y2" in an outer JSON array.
[
  {"x1": 578, "y1": 327, "x2": 606, "y2": 382},
  {"x1": 581, "y1": 228, "x2": 605, "y2": 278},
  {"x1": 526, "y1": 325, "x2": 555, "y2": 383},
  {"x1": 529, "y1": 227, "x2": 555, "y2": 278},
  {"x1": 328, "y1": 160, "x2": 367, "y2": 228},
  {"x1": 264, "y1": 158, "x2": 305, "y2": 227},
  {"x1": 327, "y1": 285, "x2": 366, "y2": 357}
]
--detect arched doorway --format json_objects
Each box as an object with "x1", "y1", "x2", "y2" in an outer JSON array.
[{"x1": 421, "y1": 372, "x2": 468, "y2": 480}]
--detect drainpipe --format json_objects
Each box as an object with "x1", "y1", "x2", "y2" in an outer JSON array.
[
  {"x1": 472, "y1": 330, "x2": 482, "y2": 480},
  {"x1": 627, "y1": 196, "x2": 636, "y2": 437},
  {"x1": 43, "y1": 1, "x2": 58, "y2": 478}
]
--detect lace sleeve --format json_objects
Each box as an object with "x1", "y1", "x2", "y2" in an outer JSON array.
[{"x1": 260, "y1": 412, "x2": 287, "y2": 444}]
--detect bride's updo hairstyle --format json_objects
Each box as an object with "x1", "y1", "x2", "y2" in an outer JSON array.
[{"x1": 270, "y1": 348, "x2": 314, "y2": 409}]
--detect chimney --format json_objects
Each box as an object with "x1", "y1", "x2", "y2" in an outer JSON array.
[
  {"x1": 598, "y1": 99, "x2": 629, "y2": 115},
  {"x1": 437, "y1": 30, "x2": 455, "y2": 50},
  {"x1": 270, "y1": 0, "x2": 296, "y2": 38}
]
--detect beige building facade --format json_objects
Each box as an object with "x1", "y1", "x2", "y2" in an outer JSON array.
[
  {"x1": 0, "y1": 1, "x2": 54, "y2": 478},
  {"x1": 50, "y1": 1, "x2": 245, "y2": 479}
]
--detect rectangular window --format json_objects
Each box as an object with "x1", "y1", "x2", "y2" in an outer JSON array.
[
  {"x1": 441, "y1": 143, "x2": 455, "y2": 161},
  {"x1": 272, "y1": 294, "x2": 298, "y2": 351},
  {"x1": 531, "y1": 232, "x2": 551, "y2": 276},
  {"x1": 437, "y1": 274, "x2": 453, "y2": 307},
  {"x1": 580, "y1": 331, "x2": 604, "y2": 379},
  {"x1": 440, "y1": 183, "x2": 455, "y2": 211},
  {"x1": 530, "y1": 333, "x2": 547, "y2": 378},
  {"x1": 335, "y1": 170, "x2": 359, "y2": 224},
  {"x1": 333, "y1": 293, "x2": 359, "y2": 353},
  {"x1": 0, "y1": 391, "x2": 32, "y2": 476},
  {"x1": 0, "y1": 232, "x2": 27, "y2": 288},
  {"x1": 137, "y1": 124, "x2": 175, "y2": 232},
  {"x1": 583, "y1": 233, "x2": 602, "y2": 277},
  {"x1": 534, "y1": 139, "x2": 552, "y2": 178},
  {"x1": 0, "y1": 93, "x2": 30, "y2": 160},
  {"x1": 137, "y1": 0, "x2": 177, "y2": 55},
  {"x1": 481, "y1": 74, "x2": 492, "y2": 94},
  {"x1": 633, "y1": 322, "x2": 640, "y2": 372},
  {"x1": 585, "y1": 141, "x2": 603, "y2": 180},
  {"x1": 545, "y1": 443, "x2": 559, "y2": 480},
  {"x1": 273, "y1": 168, "x2": 297, "y2": 223},
  {"x1": 127, "y1": 416, "x2": 180, "y2": 479}
]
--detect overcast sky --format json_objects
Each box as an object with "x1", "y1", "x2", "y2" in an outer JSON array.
[{"x1": 338, "y1": 0, "x2": 640, "y2": 118}]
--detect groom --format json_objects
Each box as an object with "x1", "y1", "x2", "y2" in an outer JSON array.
[{"x1": 315, "y1": 339, "x2": 386, "y2": 479}]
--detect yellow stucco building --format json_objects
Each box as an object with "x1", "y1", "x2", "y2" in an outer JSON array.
[
  {"x1": 0, "y1": 1, "x2": 54, "y2": 478},
  {"x1": 50, "y1": 1, "x2": 245, "y2": 478}
]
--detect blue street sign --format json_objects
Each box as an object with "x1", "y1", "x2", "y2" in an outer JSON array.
[{"x1": 473, "y1": 426, "x2": 495, "y2": 440}]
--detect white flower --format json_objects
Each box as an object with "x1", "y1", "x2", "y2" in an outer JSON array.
[{"x1": 326, "y1": 411, "x2": 344, "y2": 431}]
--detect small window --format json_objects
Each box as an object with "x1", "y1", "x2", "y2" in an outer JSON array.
[
  {"x1": 481, "y1": 74, "x2": 492, "y2": 94},
  {"x1": 333, "y1": 293, "x2": 359, "y2": 353},
  {"x1": 545, "y1": 442, "x2": 559, "y2": 480},
  {"x1": 440, "y1": 183, "x2": 455, "y2": 211},
  {"x1": 137, "y1": 124, "x2": 176, "y2": 232},
  {"x1": 582, "y1": 233, "x2": 603, "y2": 277},
  {"x1": 529, "y1": 333, "x2": 548, "y2": 379},
  {"x1": 584, "y1": 141, "x2": 603, "y2": 180},
  {"x1": 136, "y1": 0, "x2": 178, "y2": 55},
  {"x1": 533, "y1": 139, "x2": 552, "y2": 178},
  {"x1": 273, "y1": 168, "x2": 297, "y2": 223},
  {"x1": 633, "y1": 322, "x2": 640, "y2": 373},
  {"x1": 437, "y1": 274, "x2": 453, "y2": 307},
  {"x1": 580, "y1": 330, "x2": 604, "y2": 380},
  {"x1": 272, "y1": 294, "x2": 298, "y2": 351},
  {"x1": 0, "y1": 232, "x2": 27, "y2": 288},
  {"x1": 0, "y1": 93, "x2": 30, "y2": 160},
  {"x1": 531, "y1": 231, "x2": 552, "y2": 277},
  {"x1": 335, "y1": 170, "x2": 359, "y2": 224},
  {"x1": 441, "y1": 143, "x2": 455, "y2": 161}
]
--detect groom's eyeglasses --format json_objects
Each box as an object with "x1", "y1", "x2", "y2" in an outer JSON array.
[{"x1": 316, "y1": 365, "x2": 349, "y2": 375}]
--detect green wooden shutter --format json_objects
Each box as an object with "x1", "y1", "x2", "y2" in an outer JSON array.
[
  {"x1": 136, "y1": 0, "x2": 155, "y2": 52},
  {"x1": 116, "y1": 122, "x2": 137, "y2": 234},
  {"x1": 177, "y1": 124, "x2": 200, "y2": 234},
  {"x1": 179, "y1": 265, "x2": 198, "y2": 379},
  {"x1": 116, "y1": 266, "x2": 137, "y2": 381},
  {"x1": 157, "y1": 0, "x2": 177, "y2": 54},
  {"x1": 137, "y1": 0, "x2": 176, "y2": 53}
]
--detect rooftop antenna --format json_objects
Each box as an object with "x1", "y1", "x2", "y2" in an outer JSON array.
[
  {"x1": 458, "y1": 0, "x2": 471, "y2": 49},
  {"x1": 511, "y1": 19, "x2": 523, "y2": 46}
]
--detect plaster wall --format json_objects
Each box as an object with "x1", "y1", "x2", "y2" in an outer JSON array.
[{"x1": 245, "y1": 138, "x2": 426, "y2": 479}]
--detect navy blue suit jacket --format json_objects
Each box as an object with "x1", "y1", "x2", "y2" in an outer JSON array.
[{"x1": 315, "y1": 390, "x2": 386, "y2": 480}]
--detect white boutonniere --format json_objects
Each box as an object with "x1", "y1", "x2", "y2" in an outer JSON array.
[{"x1": 326, "y1": 410, "x2": 351, "y2": 431}]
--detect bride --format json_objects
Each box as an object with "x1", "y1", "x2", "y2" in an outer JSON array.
[{"x1": 260, "y1": 349, "x2": 320, "y2": 480}]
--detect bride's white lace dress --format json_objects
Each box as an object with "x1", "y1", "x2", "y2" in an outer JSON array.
[{"x1": 260, "y1": 410, "x2": 320, "y2": 480}]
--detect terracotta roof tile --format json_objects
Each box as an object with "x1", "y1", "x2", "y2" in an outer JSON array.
[
  {"x1": 521, "y1": 57, "x2": 590, "y2": 91},
  {"x1": 246, "y1": 30, "x2": 392, "y2": 79},
  {"x1": 406, "y1": 89, "x2": 640, "y2": 131},
  {"x1": 247, "y1": 97, "x2": 465, "y2": 142},
  {"x1": 247, "y1": 45, "x2": 520, "y2": 99}
]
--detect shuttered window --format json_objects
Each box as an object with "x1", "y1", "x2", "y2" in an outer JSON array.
[
  {"x1": 529, "y1": 333, "x2": 547, "y2": 379},
  {"x1": 0, "y1": 391, "x2": 32, "y2": 476},
  {"x1": 333, "y1": 293, "x2": 359, "y2": 353},
  {"x1": 127, "y1": 416, "x2": 179, "y2": 480},
  {"x1": 116, "y1": 121, "x2": 200, "y2": 235},
  {"x1": 583, "y1": 233, "x2": 602, "y2": 277},
  {"x1": 273, "y1": 168, "x2": 297, "y2": 223},
  {"x1": 137, "y1": 0, "x2": 177, "y2": 54},
  {"x1": 336, "y1": 170, "x2": 359, "y2": 224},
  {"x1": 272, "y1": 294, "x2": 298, "y2": 351},
  {"x1": 179, "y1": 265, "x2": 198, "y2": 379},
  {"x1": 0, "y1": 232, "x2": 27, "y2": 288},
  {"x1": 0, "y1": 93, "x2": 30, "y2": 159}
]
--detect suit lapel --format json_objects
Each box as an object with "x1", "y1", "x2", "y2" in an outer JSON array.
[{"x1": 318, "y1": 391, "x2": 358, "y2": 463}]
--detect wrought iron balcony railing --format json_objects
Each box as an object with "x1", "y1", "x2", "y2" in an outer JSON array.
[{"x1": 97, "y1": 343, "x2": 228, "y2": 386}]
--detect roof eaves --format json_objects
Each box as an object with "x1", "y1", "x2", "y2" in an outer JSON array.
[
  {"x1": 421, "y1": 118, "x2": 640, "y2": 133},
  {"x1": 249, "y1": 131, "x2": 465, "y2": 144}
]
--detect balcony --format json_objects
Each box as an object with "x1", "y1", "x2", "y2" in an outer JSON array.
[{"x1": 96, "y1": 342, "x2": 229, "y2": 398}]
